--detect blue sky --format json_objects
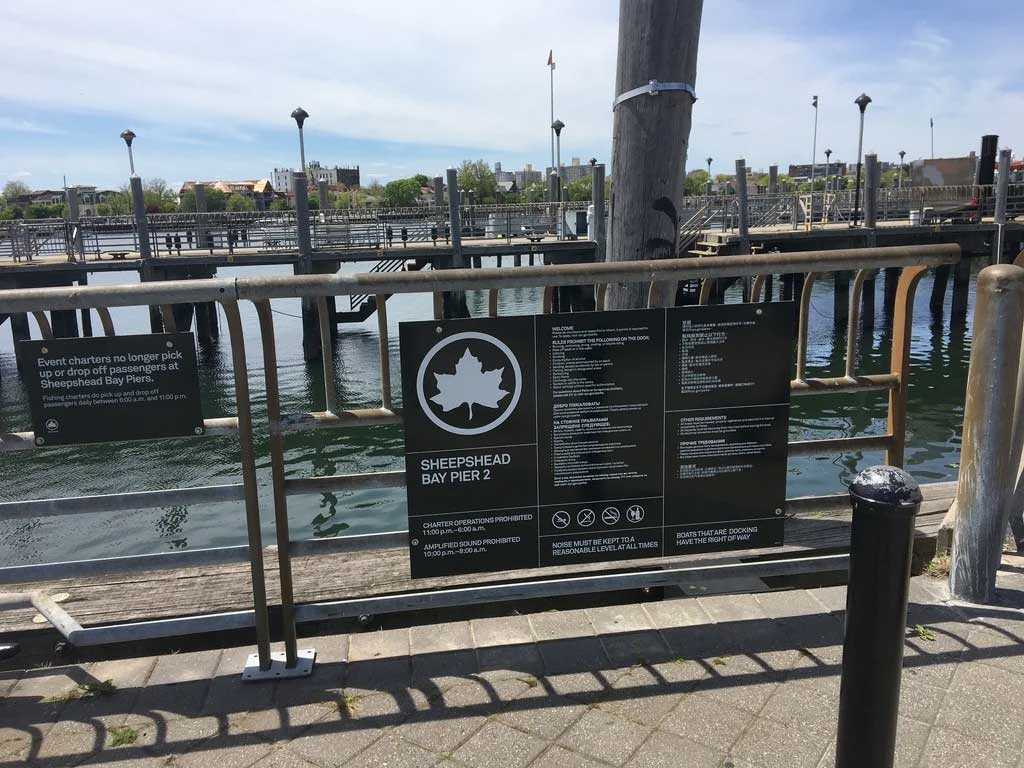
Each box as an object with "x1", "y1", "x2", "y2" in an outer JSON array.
[{"x1": 2, "y1": 0, "x2": 1021, "y2": 192}]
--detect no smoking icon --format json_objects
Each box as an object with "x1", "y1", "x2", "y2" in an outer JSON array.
[
  {"x1": 602, "y1": 506, "x2": 620, "y2": 525},
  {"x1": 552, "y1": 510, "x2": 571, "y2": 529}
]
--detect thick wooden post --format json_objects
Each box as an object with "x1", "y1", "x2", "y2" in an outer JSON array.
[
  {"x1": 994, "y1": 149, "x2": 1011, "y2": 263},
  {"x1": 433, "y1": 176, "x2": 444, "y2": 208},
  {"x1": 768, "y1": 165, "x2": 778, "y2": 195},
  {"x1": 863, "y1": 154, "x2": 878, "y2": 229},
  {"x1": 951, "y1": 265, "x2": 1024, "y2": 602},
  {"x1": 317, "y1": 180, "x2": 329, "y2": 211},
  {"x1": 605, "y1": 0, "x2": 703, "y2": 310},
  {"x1": 442, "y1": 168, "x2": 469, "y2": 319}
]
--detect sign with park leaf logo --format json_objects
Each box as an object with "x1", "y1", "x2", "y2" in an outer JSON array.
[{"x1": 399, "y1": 305, "x2": 793, "y2": 579}]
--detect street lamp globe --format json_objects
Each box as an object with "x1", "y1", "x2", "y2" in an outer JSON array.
[
  {"x1": 854, "y1": 93, "x2": 872, "y2": 113},
  {"x1": 290, "y1": 107, "x2": 309, "y2": 172},
  {"x1": 119, "y1": 129, "x2": 137, "y2": 175},
  {"x1": 290, "y1": 107, "x2": 309, "y2": 128},
  {"x1": 551, "y1": 119, "x2": 564, "y2": 136}
]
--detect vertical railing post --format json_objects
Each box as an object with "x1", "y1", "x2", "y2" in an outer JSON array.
[
  {"x1": 835, "y1": 465, "x2": 922, "y2": 768},
  {"x1": 886, "y1": 264, "x2": 930, "y2": 467},
  {"x1": 950, "y1": 264, "x2": 1024, "y2": 603}
]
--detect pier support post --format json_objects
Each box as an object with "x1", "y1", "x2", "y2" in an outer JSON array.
[
  {"x1": 930, "y1": 264, "x2": 951, "y2": 313},
  {"x1": 433, "y1": 176, "x2": 444, "y2": 208},
  {"x1": 130, "y1": 176, "x2": 152, "y2": 260},
  {"x1": 78, "y1": 273, "x2": 93, "y2": 337},
  {"x1": 292, "y1": 172, "x2": 323, "y2": 361},
  {"x1": 952, "y1": 258, "x2": 971, "y2": 318},
  {"x1": 834, "y1": 272, "x2": 849, "y2": 324},
  {"x1": 883, "y1": 267, "x2": 900, "y2": 314},
  {"x1": 593, "y1": 163, "x2": 607, "y2": 262},
  {"x1": 67, "y1": 187, "x2": 85, "y2": 262},
  {"x1": 864, "y1": 154, "x2": 878, "y2": 229},
  {"x1": 193, "y1": 183, "x2": 211, "y2": 253},
  {"x1": 736, "y1": 159, "x2": 750, "y2": 255},
  {"x1": 768, "y1": 165, "x2": 778, "y2": 195},
  {"x1": 604, "y1": 0, "x2": 702, "y2": 310},
  {"x1": 317, "y1": 180, "x2": 329, "y2": 212},
  {"x1": 441, "y1": 168, "x2": 470, "y2": 319},
  {"x1": 950, "y1": 264, "x2": 1024, "y2": 602},
  {"x1": 861, "y1": 273, "x2": 875, "y2": 329},
  {"x1": 994, "y1": 148, "x2": 1011, "y2": 263},
  {"x1": 11, "y1": 312, "x2": 30, "y2": 344}
]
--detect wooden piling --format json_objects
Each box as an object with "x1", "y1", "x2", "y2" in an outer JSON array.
[
  {"x1": 605, "y1": 0, "x2": 703, "y2": 310},
  {"x1": 930, "y1": 264, "x2": 951, "y2": 313}
]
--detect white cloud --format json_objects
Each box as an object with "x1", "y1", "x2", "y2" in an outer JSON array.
[
  {"x1": 0, "y1": 117, "x2": 65, "y2": 135},
  {"x1": 0, "y1": 0, "x2": 1021, "y2": 187}
]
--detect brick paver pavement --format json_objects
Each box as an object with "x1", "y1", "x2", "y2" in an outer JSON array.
[{"x1": 3, "y1": 556, "x2": 1024, "y2": 768}]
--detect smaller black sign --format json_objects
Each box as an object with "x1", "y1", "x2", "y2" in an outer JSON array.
[{"x1": 19, "y1": 333, "x2": 204, "y2": 446}]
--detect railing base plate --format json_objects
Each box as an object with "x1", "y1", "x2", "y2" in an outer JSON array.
[{"x1": 242, "y1": 649, "x2": 316, "y2": 681}]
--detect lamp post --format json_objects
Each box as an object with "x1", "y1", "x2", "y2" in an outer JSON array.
[
  {"x1": 930, "y1": 118, "x2": 934, "y2": 159},
  {"x1": 706, "y1": 157, "x2": 713, "y2": 194},
  {"x1": 898, "y1": 150, "x2": 906, "y2": 190},
  {"x1": 291, "y1": 107, "x2": 309, "y2": 172},
  {"x1": 552, "y1": 119, "x2": 564, "y2": 175},
  {"x1": 824, "y1": 148, "x2": 832, "y2": 191},
  {"x1": 851, "y1": 93, "x2": 872, "y2": 227},
  {"x1": 119, "y1": 129, "x2": 137, "y2": 176}
]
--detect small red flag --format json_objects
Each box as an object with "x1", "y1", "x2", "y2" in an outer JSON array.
[{"x1": 547, "y1": 50, "x2": 554, "y2": 67}]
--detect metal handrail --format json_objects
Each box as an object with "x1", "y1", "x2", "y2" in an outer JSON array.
[{"x1": 0, "y1": 243, "x2": 960, "y2": 671}]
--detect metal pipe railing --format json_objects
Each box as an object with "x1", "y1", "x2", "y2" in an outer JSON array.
[{"x1": 0, "y1": 243, "x2": 960, "y2": 674}]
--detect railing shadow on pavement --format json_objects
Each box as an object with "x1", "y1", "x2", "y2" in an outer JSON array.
[{"x1": 3, "y1": 589, "x2": 1024, "y2": 767}]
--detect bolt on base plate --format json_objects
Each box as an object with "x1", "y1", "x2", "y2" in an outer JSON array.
[{"x1": 241, "y1": 648, "x2": 316, "y2": 681}]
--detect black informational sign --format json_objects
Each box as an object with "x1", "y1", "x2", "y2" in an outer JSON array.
[
  {"x1": 400, "y1": 303, "x2": 793, "y2": 579},
  {"x1": 18, "y1": 333, "x2": 204, "y2": 446}
]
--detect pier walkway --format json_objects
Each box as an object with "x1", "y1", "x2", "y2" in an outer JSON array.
[{"x1": 3, "y1": 551, "x2": 1024, "y2": 768}]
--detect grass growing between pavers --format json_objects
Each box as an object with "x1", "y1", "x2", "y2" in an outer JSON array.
[
  {"x1": 43, "y1": 679, "x2": 117, "y2": 703},
  {"x1": 108, "y1": 725, "x2": 138, "y2": 747},
  {"x1": 336, "y1": 691, "x2": 361, "y2": 717},
  {"x1": 925, "y1": 553, "x2": 951, "y2": 578},
  {"x1": 911, "y1": 625, "x2": 937, "y2": 642}
]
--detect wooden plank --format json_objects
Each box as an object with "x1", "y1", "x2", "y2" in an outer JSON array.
[{"x1": 0, "y1": 482, "x2": 955, "y2": 635}]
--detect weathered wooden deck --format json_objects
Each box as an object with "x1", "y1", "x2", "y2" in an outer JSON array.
[{"x1": 0, "y1": 482, "x2": 955, "y2": 635}]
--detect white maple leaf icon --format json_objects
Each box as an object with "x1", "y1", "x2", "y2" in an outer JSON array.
[{"x1": 431, "y1": 347, "x2": 509, "y2": 419}]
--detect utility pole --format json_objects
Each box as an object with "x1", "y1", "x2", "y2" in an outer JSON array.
[{"x1": 605, "y1": 0, "x2": 704, "y2": 310}]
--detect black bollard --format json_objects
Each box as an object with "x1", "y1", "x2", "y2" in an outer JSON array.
[{"x1": 835, "y1": 465, "x2": 922, "y2": 768}]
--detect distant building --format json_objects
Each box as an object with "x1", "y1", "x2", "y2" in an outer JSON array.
[
  {"x1": 179, "y1": 180, "x2": 276, "y2": 207},
  {"x1": 514, "y1": 163, "x2": 543, "y2": 190},
  {"x1": 3, "y1": 187, "x2": 115, "y2": 214},
  {"x1": 788, "y1": 162, "x2": 847, "y2": 179},
  {"x1": 273, "y1": 163, "x2": 360, "y2": 196},
  {"x1": 546, "y1": 157, "x2": 597, "y2": 185}
]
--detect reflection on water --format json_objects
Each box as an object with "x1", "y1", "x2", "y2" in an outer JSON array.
[{"x1": 0, "y1": 256, "x2": 977, "y2": 565}]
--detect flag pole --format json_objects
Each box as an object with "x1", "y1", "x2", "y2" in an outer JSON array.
[{"x1": 549, "y1": 50, "x2": 556, "y2": 177}]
